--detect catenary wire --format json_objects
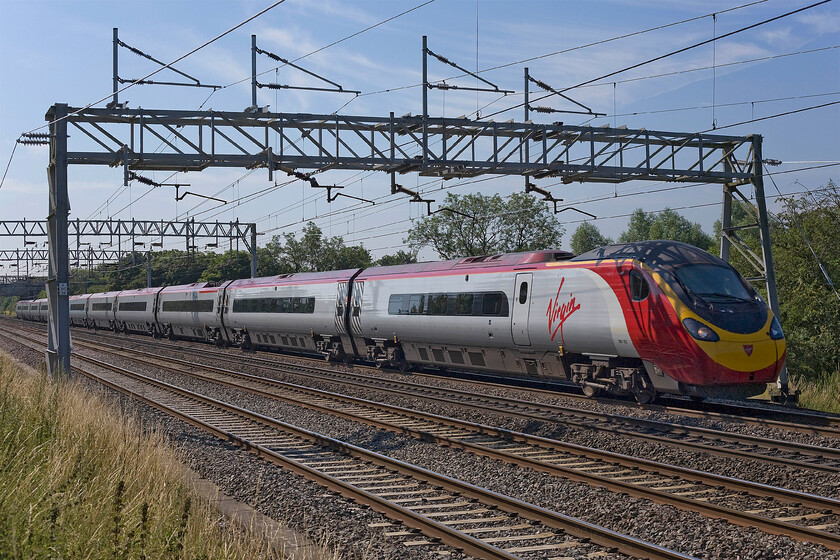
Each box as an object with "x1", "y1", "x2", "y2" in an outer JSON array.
[{"x1": 483, "y1": 0, "x2": 833, "y2": 119}]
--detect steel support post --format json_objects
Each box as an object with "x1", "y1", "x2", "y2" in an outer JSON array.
[
  {"x1": 720, "y1": 185, "x2": 733, "y2": 262},
  {"x1": 752, "y1": 136, "x2": 786, "y2": 395},
  {"x1": 421, "y1": 35, "x2": 428, "y2": 169},
  {"x1": 524, "y1": 68, "x2": 530, "y2": 192},
  {"x1": 720, "y1": 146, "x2": 733, "y2": 262},
  {"x1": 251, "y1": 34, "x2": 257, "y2": 109},
  {"x1": 147, "y1": 250, "x2": 152, "y2": 287},
  {"x1": 46, "y1": 103, "x2": 71, "y2": 376},
  {"x1": 250, "y1": 224, "x2": 257, "y2": 278},
  {"x1": 112, "y1": 28, "x2": 119, "y2": 107}
]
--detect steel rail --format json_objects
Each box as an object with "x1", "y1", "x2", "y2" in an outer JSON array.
[
  {"x1": 45, "y1": 320, "x2": 840, "y2": 436},
  {"x1": 69, "y1": 339, "x2": 840, "y2": 551},
  {"x1": 81, "y1": 333, "x2": 840, "y2": 472},
  {"x1": 68, "y1": 350, "x2": 694, "y2": 560},
  {"x1": 11, "y1": 322, "x2": 840, "y2": 470}
]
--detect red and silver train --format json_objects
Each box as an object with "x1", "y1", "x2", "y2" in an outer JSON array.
[{"x1": 16, "y1": 241, "x2": 786, "y2": 402}]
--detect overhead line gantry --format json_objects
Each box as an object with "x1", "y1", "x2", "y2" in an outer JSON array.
[{"x1": 43, "y1": 98, "x2": 779, "y2": 389}]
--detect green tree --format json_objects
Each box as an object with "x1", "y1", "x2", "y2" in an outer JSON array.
[
  {"x1": 619, "y1": 207, "x2": 713, "y2": 249},
  {"x1": 270, "y1": 222, "x2": 372, "y2": 272},
  {"x1": 374, "y1": 250, "x2": 418, "y2": 267},
  {"x1": 570, "y1": 222, "x2": 612, "y2": 254},
  {"x1": 405, "y1": 192, "x2": 564, "y2": 259},
  {"x1": 771, "y1": 181, "x2": 840, "y2": 381},
  {"x1": 618, "y1": 209, "x2": 654, "y2": 243}
]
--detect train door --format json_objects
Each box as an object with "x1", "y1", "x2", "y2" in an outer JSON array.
[
  {"x1": 511, "y1": 273, "x2": 532, "y2": 346},
  {"x1": 334, "y1": 282, "x2": 348, "y2": 334}
]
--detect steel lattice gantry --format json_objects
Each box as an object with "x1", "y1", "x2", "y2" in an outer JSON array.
[
  {"x1": 0, "y1": 218, "x2": 257, "y2": 265},
  {"x1": 45, "y1": 103, "x2": 781, "y2": 390}
]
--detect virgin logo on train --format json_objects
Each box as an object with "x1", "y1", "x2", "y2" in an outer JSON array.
[
  {"x1": 546, "y1": 277, "x2": 581, "y2": 345},
  {"x1": 743, "y1": 344, "x2": 754, "y2": 356}
]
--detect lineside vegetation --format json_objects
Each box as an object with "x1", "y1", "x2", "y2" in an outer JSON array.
[{"x1": 0, "y1": 351, "x2": 321, "y2": 559}]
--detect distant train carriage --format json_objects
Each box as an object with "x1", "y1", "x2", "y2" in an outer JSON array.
[
  {"x1": 35, "y1": 298, "x2": 49, "y2": 322},
  {"x1": 86, "y1": 291, "x2": 121, "y2": 330},
  {"x1": 156, "y1": 281, "x2": 229, "y2": 343},
  {"x1": 222, "y1": 270, "x2": 360, "y2": 360},
  {"x1": 69, "y1": 294, "x2": 92, "y2": 327},
  {"x1": 113, "y1": 288, "x2": 160, "y2": 335}
]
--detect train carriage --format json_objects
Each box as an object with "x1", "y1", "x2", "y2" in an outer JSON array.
[
  {"x1": 69, "y1": 294, "x2": 92, "y2": 326},
  {"x1": 223, "y1": 270, "x2": 361, "y2": 360},
  {"x1": 350, "y1": 252, "x2": 570, "y2": 373},
  {"x1": 35, "y1": 298, "x2": 49, "y2": 322},
  {"x1": 86, "y1": 291, "x2": 121, "y2": 330},
  {"x1": 156, "y1": 281, "x2": 229, "y2": 343},
  {"x1": 113, "y1": 288, "x2": 161, "y2": 335},
  {"x1": 21, "y1": 240, "x2": 785, "y2": 403}
]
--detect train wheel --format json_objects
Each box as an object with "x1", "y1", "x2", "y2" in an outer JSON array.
[
  {"x1": 632, "y1": 382, "x2": 656, "y2": 404},
  {"x1": 581, "y1": 384, "x2": 602, "y2": 398}
]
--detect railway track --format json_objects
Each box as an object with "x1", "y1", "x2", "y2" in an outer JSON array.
[
  {"x1": 3, "y1": 326, "x2": 694, "y2": 560},
  {"x1": 66, "y1": 322, "x2": 840, "y2": 439},
  {"x1": 8, "y1": 320, "x2": 840, "y2": 475},
  {"x1": 51, "y1": 326, "x2": 840, "y2": 475},
  {"x1": 4, "y1": 324, "x2": 840, "y2": 552},
  {"x1": 74, "y1": 336, "x2": 840, "y2": 550}
]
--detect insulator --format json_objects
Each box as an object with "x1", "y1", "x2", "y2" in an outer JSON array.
[
  {"x1": 531, "y1": 106, "x2": 557, "y2": 114},
  {"x1": 128, "y1": 173, "x2": 159, "y2": 187},
  {"x1": 534, "y1": 79, "x2": 553, "y2": 92}
]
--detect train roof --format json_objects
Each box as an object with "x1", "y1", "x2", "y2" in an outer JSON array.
[
  {"x1": 572, "y1": 240, "x2": 726, "y2": 269},
  {"x1": 160, "y1": 281, "x2": 225, "y2": 293},
  {"x1": 228, "y1": 268, "x2": 361, "y2": 289},
  {"x1": 358, "y1": 250, "x2": 573, "y2": 279},
  {"x1": 88, "y1": 291, "x2": 122, "y2": 299}
]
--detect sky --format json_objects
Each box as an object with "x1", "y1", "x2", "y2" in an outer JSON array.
[{"x1": 0, "y1": 0, "x2": 838, "y2": 275}]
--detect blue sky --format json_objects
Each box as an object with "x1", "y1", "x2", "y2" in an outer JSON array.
[{"x1": 0, "y1": 0, "x2": 838, "y2": 270}]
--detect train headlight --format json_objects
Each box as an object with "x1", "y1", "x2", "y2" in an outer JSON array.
[
  {"x1": 682, "y1": 317, "x2": 719, "y2": 342},
  {"x1": 768, "y1": 316, "x2": 784, "y2": 340}
]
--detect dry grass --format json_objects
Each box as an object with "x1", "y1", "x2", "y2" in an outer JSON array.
[
  {"x1": 0, "y1": 351, "x2": 340, "y2": 559},
  {"x1": 793, "y1": 369, "x2": 840, "y2": 415}
]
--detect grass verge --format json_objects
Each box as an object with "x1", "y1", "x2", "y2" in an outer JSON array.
[
  {"x1": 793, "y1": 369, "x2": 840, "y2": 414},
  {"x1": 0, "y1": 351, "x2": 334, "y2": 559}
]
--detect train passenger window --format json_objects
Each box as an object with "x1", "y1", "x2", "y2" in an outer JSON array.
[
  {"x1": 482, "y1": 293, "x2": 505, "y2": 315},
  {"x1": 118, "y1": 302, "x2": 147, "y2": 312},
  {"x1": 408, "y1": 294, "x2": 425, "y2": 315},
  {"x1": 630, "y1": 271, "x2": 650, "y2": 301},
  {"x1": 231, "y1": 297, "x2": 315, "y2": 314},
  {"x1": 388, "y1": 295, "x2": 407, "y2": 315},
  {"x1": 518, "y1": 282, "x2": 528, "y2": 304},
  {"x1": 454, "y1": 294, "x2": 473, "y2": 315},
  {"x1": 427, "y1": 294, "x2": 449, "y2": 315}
]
